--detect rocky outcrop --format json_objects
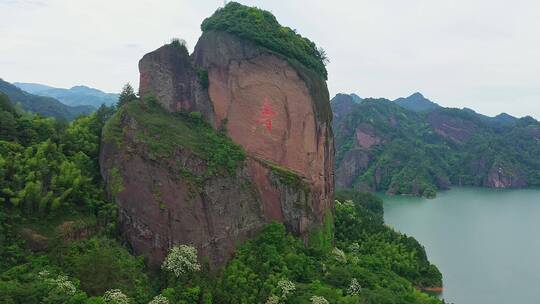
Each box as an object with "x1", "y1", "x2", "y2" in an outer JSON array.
[
  {"x1": 335, "y1": 150, "x2": 370, "y2": 189},
  {"x1": 100, "y1": 107, "x2": 266, "y2": 268},
  {"x1": 331, "y1": 93, "x2": 359, "y2": 118},
  {"x1": 484, "y1": 165, "x2": 527, "y2": 189},
  {"x1": 426, "y1": 111, "x2": 479, "y2": 142},
  {"x1": 101, "y1": 30, "x2": 334, "y2": 268},
  {"x1": 138, "y1": 43, "x2": 214, "y2": 124},
  {"x1": 355, "y1": 125, "x2": 381, "y2": 149},
  {"x1": 192, "y1": 31, "x2": 334, "y2": 234}
]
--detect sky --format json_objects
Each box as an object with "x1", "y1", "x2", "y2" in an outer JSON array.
[{"x1": 1, "y1": 0, "x2": 539, "y2": 119}]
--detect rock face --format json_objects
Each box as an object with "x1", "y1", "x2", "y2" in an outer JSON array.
[
  {"x1": 101, "y1": 31, "x2": 334, "y2": 268},
  {"x1": 426, "y1": 111, "x2": 478, "y2": 142},
  {"x1": 139, "y1": 44, "x2": 215, "y2": 124},
  {"x1": 484, "y1": 165, "x2": 527, "y2": 188},
  {"x1": 192, "y1": 31, "x2": 334, "y2": 232},
  {"x1": 331, "y1": 93, "x2": 358, "y2": 118},
  {"x1": 100, "y1": 110, "x2": 266, "y2": 268}
]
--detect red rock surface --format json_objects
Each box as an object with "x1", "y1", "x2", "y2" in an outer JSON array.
[
  {"x1": 192, "y1": 30, "x2": 334, "y2": 234},
  {"x1": 426, "y1": 111, "x2": 478, "y2": 142},
  {"x1": 355, "y1": 127, "x2": 381, "y2": 149},
  {"x1": 101, "y1": 31, "x2": 334, "y2": 268}
]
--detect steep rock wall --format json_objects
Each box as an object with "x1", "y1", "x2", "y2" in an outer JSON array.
[
  {"x1": 101, "y1": 31, "x2": 334, "y2": 268},
  {"x1": 192, "y1": 31, "x2": 334, "y2": 235}
]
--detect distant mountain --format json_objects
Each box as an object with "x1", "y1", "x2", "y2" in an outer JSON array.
[
  {"x1": 330, "y1": 93, "x2": 362, "y2": 118},
  {"x1": 495, "y1": 112, "x2": 518, "y2": 124},
  {"x1": 331, "y1": 95, "x2": 540, "y2": 198},
  {"x1": 12, "y1": 82, "x2": 55, "y2": 93},
  {"x1": 0, "y1": 79, "x2": 94, "y2": 120},
  {"x1": 14, "y1": 82, "x2": 119, "y2": 108},
  {"x1": 462, "y1": 107, "x2": 519, "y2": 128},
  {"x1": 393, "y1": 92, "x2": 441, "y2": 112},
  {"x1": 350, "y1": 93, "x2": 363, "y2": 103}
]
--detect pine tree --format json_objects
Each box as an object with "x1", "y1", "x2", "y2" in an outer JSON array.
[{"x1": 117, "y1": 83, "x2": 137, "y2": 108}]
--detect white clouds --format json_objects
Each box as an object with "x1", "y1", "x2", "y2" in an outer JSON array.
[{"x1": 0, "y1": 0, "x2": 538, "y2": 118}]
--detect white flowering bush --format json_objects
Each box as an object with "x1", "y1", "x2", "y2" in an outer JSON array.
[
  {"x1": 38, "y1": 270, "x2": 51, "y2": 278},
  {"x1": 310, "y1": 295, "x2": 329, "y2": 304},
  {"x1": 49, "y1": 275, "x2": 77, "y2": 296},
  {"x1": 103, "y1": 289, "x2": 130, "y2": 304},
  {"x1": 332, "y1": 247, "x2": 347, "y2": 263},
  {"x1": 277, "y1": 279, "x2": 296, "y2": 298},
  {"x1": 347, "y1": 278, "x2": 362, "y2": 296},
  {"x1": 265, "y1": 294, "x2": 280, "y2": 304},
  {"x1": 148, "y1": 294, "x2": 169, "y2": 304},
  {"x1": 162, "y1": 245, "x2": 201, "y2": 277},
  {"x1": 348, "y1": 242, "x2": 360, "y2": 253},
  {"x1": 40, "y1": 270, "x2": 78, "y2": 299}
]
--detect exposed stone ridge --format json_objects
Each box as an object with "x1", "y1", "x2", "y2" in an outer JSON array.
[
  {"x1": 101, "y1": 101, "x2": 266, "y2": 268},
  {"x1": 101, "y1": 29, "x2": 334, "y2": 268}
]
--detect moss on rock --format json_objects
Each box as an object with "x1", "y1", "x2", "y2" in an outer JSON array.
[
  {"x1": 124, "y1": 97, "x2": 246, "y2": 178},
  {"x1": 308, "y1": 211, "x2": 334, "y2": 253},
  {"x1": 109, "y1": 167, "x2": 124, "y2": 197},
  {"x1": 102, "y1": 107, "x2": 125, "y2": 147}
]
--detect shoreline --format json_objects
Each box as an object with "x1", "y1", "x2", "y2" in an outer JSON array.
[{"x1": 421, "y1": 286, "x2": 443, "y2": 293}]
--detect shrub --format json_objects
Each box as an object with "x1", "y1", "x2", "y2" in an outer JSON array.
[
  {"x1": 162, "y1": 245, "x2": 201, "y2": 278},
  {"x1": 103, "y1": 289, "x2": 130, "y2": 304},
  {"x1": 56, "y1": 237, "x2": 150, "y2": 302},
  {"x1": 310, "y1": 295, "x2": 329, "y2": 304},
  {"x1": 196, "y1": 69, "x2": 209, "y2": 89},
  {"x1": 277, "y1": 279, "x2": 295, "y2": 298},
  {"x1": 347, "y1": 278, "x2": 362, "y2": 296},
  {"x1": 148, "y1": 294, "x2": 169, "y2": 304}
]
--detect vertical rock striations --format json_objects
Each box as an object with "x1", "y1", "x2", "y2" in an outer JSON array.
[{"x1": 100, "y1": 3, "x2": 334, "y2": 268}]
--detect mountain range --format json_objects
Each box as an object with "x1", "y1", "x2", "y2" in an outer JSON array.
[
  {"x1": 0, "y1": 78, "x2": 95, "y2": 120},
  {"x1": 332, "y1": 92, "x2": 540, "y2": 197},
  {"x1": 14, "y1": 82, "x2": 119, "y2": 108}
]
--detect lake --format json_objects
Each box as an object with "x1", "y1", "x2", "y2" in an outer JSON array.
[{"x1": 382, "y1": 187, "x2": 540, "y2": 304}]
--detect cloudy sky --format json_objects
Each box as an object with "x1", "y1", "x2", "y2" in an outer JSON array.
[{"x1": 1, "y1": 0, "x2": 539, "y2": 118}]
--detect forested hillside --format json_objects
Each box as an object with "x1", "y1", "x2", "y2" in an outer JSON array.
[
  {"x1": 0, "y1": 79, "x2": 94, "y2": 120},
  {"x1": 332, "y1": 95, "x2": 540, "y2": 197},
  {"x1": 14, "y1": 82, "x2": 119, "y2": 108},
  {"x1": 0, "y1": 92, "x2": 443, "y2": 303}
]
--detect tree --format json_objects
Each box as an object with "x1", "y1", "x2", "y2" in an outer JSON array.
[
  {"x1": 0, "y1": 93, "x2": 19, "y2": 141},
  {"x1": 162, "y1": 245, "x2": 201, "y2": 278},
  {"x1": 117, "y1": 83, "x2": 137, "y2": 108},
  {"x1": 149, "y1": 294, "x2": 169, "y2": 304},
  {"x1": 103, "y1": 289, "x2": 130, "y2": 304},
  {"x1": 310, "y1": 296, "x2": 329, "y2": 304},
  {"x1": 347, "y1": 278, "x2": 361, "y2": 296},
  {"x1": 317, "y1": 47, "x2": 330, "y2": 66},
  {"x1": 277, "y1": 279, "x2": 295, "y2": 299}
]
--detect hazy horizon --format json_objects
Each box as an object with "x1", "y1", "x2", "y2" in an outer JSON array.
[{"x1": 1, "y1": 0, "x2": 539, "y2": 119}]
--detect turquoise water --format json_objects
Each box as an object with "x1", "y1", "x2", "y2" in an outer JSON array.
[{"x1": 382, "y1": 187, "x2": 540, "y2": 304}]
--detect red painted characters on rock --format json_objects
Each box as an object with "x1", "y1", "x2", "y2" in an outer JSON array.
[{"x1": 257, "y1": 97, "x2": 278, "y2": 132}]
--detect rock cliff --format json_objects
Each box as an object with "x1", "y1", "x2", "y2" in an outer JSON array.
[{"x1": 101, "y1": 6, "x2": 334, "y2": 268}]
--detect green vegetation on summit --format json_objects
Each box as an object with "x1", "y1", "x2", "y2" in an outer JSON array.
[
  {"x1": 201, "y1": 2, "x2": 329, "y2": 79},
  {"x1": 104, "y1": 96, "x2": 246, "y2": 177}
]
